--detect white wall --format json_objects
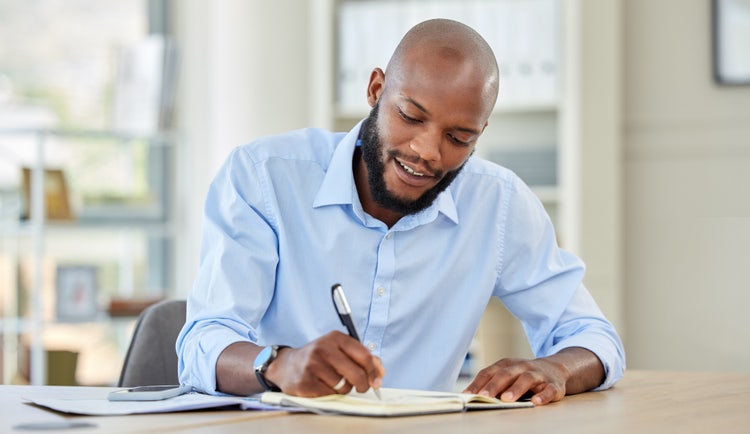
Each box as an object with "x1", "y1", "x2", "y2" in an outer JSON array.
[
  {"x1": 623, "y1": 0, "x2": 750, "y2": 371},
  {"x1": 561, "y1": 0, "x2": 623, "y2": 331},
  {"x1": 172, "y1": 0, "x2": 311, "y2": 296}
]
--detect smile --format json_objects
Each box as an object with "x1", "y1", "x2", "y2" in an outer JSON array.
[{"x1": 397, "y1": 159, "x2": 425, "y2": 177}]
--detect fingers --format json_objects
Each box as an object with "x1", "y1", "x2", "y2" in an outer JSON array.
[
  {"x1": 316, "y1": 362, "x2": 354, "y2": 395},
  {"x1": 336, "y1": 333, "x2": 386, "y2": 392},
  {"x1": 306, "y1": 371, "x2": 356, "y2": 396},
  {"x1": 372, "y1": 357, "x2": 386, "y2": 388},
  {"x1": 462, "y1": 357, "x2": 567, "y2": 406},
  {"x1": 463, "y1": 358, "x2": 519, "y2": 397},
  {"x1": 331, "y1": 377, "x2": 347, "y2": 391},
  {"x1": 527, "y1": 383, "x2": 565, "y2": 406},
  {"x1": 273, "y1": 331, "x2": 384, "y2": 397}
]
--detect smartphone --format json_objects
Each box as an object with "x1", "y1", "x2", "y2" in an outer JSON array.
[{"x1": 107, "y1": 384, "x2": 192, "y2": 401}]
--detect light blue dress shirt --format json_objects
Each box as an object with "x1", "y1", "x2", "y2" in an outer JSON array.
[{"x1": 176, "y1": 121, "x2": 625, "y2": 394}]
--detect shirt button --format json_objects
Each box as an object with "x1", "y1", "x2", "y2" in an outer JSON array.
[
  {"x1": 367, "y1": 342, "x2": 377, "y2": 350},
  {"x1": 376, "y1": 287, "x2": 385, "y2": 296},
  {"x1": 385, "y1": 232, "x2": 393, "y2": 240}
]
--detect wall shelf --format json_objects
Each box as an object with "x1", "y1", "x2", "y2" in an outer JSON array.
[{"x1": 0, "y1": 128, "x2": 175, "y2": 386}]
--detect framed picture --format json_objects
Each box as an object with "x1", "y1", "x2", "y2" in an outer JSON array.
[
  {"x1": 55, "y1": 265, "x2": 99, "y2": 322},
  {"x1": 21, "y1": 167, "x2": 75, "y2": 220},
  {"x1": 712, "y1": 0, "x2": 750, "y2": 85}
]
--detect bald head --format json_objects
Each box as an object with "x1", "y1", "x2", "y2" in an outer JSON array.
[{"x1": 385, "y1": 19, "x2": 499, "y2": 115}]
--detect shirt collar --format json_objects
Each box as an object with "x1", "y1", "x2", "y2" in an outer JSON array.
[
  {"x1": 313, "y1": 121, "x2": 361, "y2": 208},
  {"x1": 313, "y1": 120, "x2": 459, "y2": 226}
]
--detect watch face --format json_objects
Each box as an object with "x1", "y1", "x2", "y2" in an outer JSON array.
[{"x1": 254, "y1": 346, "x2": 273, "y2": 370}]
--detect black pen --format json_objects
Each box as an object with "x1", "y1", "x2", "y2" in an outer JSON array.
[{"x1": 331, "y1": 283, "x2": 382, "y2": 400}]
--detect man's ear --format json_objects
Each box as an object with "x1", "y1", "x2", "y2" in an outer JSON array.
[{"x1": 366, "y1": 68, "x2": 385, "y2": 107}]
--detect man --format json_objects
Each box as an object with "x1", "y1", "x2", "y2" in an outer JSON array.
[{"x1": 177, "y1": 18, "x2": 625, "y2": 406}]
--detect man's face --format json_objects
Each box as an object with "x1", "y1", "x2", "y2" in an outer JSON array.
[
  {"x1": 359, "y1": 103, "x2": 467, "y2": 216},
  {"x1": 359, "y1": 53, "x2": 491, "y2": 216}
]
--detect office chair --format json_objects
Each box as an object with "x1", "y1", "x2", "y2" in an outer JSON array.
[{"x1": 117, "y1": 299, "x2": 186, "y2": 387}]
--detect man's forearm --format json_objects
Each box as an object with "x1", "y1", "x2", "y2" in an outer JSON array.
[{"x1": 215, "y1": 342, "x2": 265, "y2": 396}]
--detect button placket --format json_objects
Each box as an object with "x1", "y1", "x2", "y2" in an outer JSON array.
[{"x1": 362, "y1": 230, "x2": 395, "y2": 356}]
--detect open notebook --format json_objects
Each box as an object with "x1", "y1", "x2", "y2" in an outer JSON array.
[
  {"x1": 27, "y1": 387, "x2": 531, "y2": 417},
  {"x1": 261, "y1": 387, "x2": 534, "y2": 417}
]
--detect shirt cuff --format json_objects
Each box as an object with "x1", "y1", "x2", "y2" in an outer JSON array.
[
  {"x1": 178, "y1": 323, "x2": 252, "y2": 395},
  {"x1": 547, "y1": 333, "x2": 626, "y2": 391}
]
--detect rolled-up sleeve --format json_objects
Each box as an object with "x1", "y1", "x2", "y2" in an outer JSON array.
[
  {"x1": 176, "y1": 147, "x2": 279, "y2": 394},
  {"x1": 496, "y1": 177, "x2": 625, "y2": 390},
  {"x1": 541, "y1": 285, "x2": 626, "y2": 390}
]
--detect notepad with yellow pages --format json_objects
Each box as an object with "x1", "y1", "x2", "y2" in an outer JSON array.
[{"x1": 260, "y1": 387, "x2": 534, "y2": 417}]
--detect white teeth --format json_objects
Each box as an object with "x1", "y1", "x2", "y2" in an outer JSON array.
[{"x1": 398, "y1": 160, "x2": 424, "y2": 176}]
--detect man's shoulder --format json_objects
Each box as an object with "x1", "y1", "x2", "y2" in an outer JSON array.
[
  {"x1": 459, "y1": 155, "x2": 520, "y2": 189},
  {"x1": 450, "y1": 156, "x2": 546, "y2": 209},
  {"x1": 236, "y1": 127, "x2": 347, "y2": 166}
]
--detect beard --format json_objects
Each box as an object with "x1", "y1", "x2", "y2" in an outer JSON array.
[{"x1": 359, "y1": 103, "x2": 467, "y2": 216}]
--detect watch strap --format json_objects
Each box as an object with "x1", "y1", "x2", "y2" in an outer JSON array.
[{"x1": 254, "y1": 345, "x2": 288, "y2": 392}]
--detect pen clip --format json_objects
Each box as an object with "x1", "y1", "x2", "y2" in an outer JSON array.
[
  {"x1": 331, "y1": 283, "x2": 360, "y2": 341},
  {"x1": 331, "y1": 283, "x2": 351, "y2": 315}
]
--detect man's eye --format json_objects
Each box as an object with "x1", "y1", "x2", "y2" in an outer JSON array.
[
  {"x1": 449, "y1": 134, "x2": 470, "y2": 146},
  {"x1": 398, "y1": 109, "x2": 421, "y2": 124}
]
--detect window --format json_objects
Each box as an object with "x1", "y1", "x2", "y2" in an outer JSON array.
[{"x1": 0, "y1": 0, "x2": 174, "y2": 386}]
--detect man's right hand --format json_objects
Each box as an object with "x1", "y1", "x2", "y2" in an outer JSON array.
[
  {"x1": 215, "y1": 331, "x2": 384, "y2": 397},
  {"x1": 265, "y1": 331, "x2": 385, "y2": 397}
]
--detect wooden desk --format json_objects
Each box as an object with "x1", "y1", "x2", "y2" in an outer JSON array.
[{"x1": 2, "y1": 371, "x2": 749, "y2": 433}]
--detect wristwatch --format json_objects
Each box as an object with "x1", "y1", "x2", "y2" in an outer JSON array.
[{"x1": 254, "y1": 345, "x2": 288, "y2": 392}]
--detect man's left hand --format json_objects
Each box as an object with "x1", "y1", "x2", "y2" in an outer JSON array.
[{"x1": 462, "y1": 347, "x2": 604, "y2": 406}]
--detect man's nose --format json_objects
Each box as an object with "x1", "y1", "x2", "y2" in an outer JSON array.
[{"x1": 409, "y1": 132, "x2": 441, "y2": 162}]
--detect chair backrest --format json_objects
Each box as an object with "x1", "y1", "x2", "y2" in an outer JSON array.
[{"x1": 117, "y1": 299, "x2": 187, "y2": 387}]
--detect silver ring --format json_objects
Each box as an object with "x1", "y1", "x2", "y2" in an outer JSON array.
[{"x1": 332, "y1": 377, "x2": 347, "y2": 391}]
